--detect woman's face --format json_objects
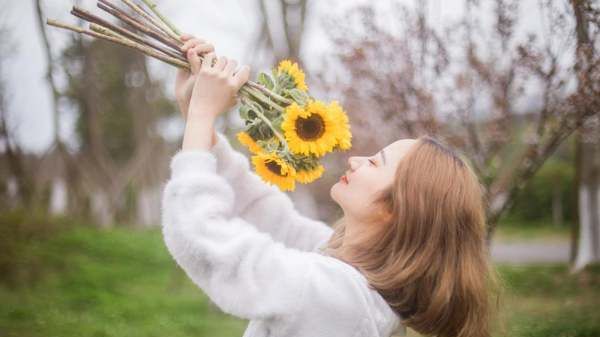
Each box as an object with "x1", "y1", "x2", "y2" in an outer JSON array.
[{"x1": 330, "y1": 138, "x2": 418, "y2": 221}]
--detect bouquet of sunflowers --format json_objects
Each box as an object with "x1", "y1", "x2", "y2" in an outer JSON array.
[
  {"x1": 236, "y1": 60, "x2": 352, "y2": 191},
  {"x1": 47, "y1": 0, "x2": 352, "y2": 191}
]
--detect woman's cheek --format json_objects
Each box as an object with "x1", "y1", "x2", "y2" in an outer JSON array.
[{"x1": 349, "y1": 176, "x2": 376, "y2": 202}]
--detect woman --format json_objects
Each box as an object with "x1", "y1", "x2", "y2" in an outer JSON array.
[{"x1": 161, "y1": 35, "x2": 502, "y2": 337}]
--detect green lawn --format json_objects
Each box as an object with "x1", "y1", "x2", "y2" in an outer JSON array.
[
  {"x1": 495, "y1": 216, "x2": 572, "y2": 242},
  {"x1": 494, "y1": 263, "x2": 600, "y2": 337},
  {"x1": 0, "y1": 226, "x2": 248, "y2": 337},
  {"x1": 0, "y1": 225, "x2": 598, "y2": 337}
]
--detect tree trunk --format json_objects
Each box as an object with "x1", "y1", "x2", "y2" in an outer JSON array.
[
  {"x1": 572, "y1": 116, "x2": 600, "y2": 272},
  {"x1": 570, "y1": 0, "x2": 599, "y2": 272}
]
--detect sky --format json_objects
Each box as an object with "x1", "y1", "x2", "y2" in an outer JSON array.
[{"x1": 0, "y1": 0, "x2": 566, "y2": 154}]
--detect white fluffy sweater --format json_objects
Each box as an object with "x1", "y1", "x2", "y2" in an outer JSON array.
[{"x1": 161, "y1": 131, "x2": 406, "y2": 337}]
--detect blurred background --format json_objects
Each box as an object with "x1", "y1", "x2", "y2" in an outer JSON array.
[{"x1": 0, "y1": 0, "x2": 599, "y2": 336}]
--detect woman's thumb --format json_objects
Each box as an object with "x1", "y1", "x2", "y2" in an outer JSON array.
[{"x1": 189, "y1": 47, "x2": 201, "y2": 74}]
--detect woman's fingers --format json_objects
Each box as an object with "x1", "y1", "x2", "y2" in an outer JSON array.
[
  {"x1": 181, "y1": 38, "x2": 215, "y2": 54},
  {"x1": 201, "y1": 52, "x2": 216, "y2": 71},
  {"x1": 181, "y1": 38, "x2": 203, "y2": 52},
  {"x1": 214, "y1": 56, "x2": 228, "y2": 72},
  {"x1": 195, "y1": 43, "x2": 214, "y2": 54},
  {"x1": 188, "y1": 47, "x2": 202, "y2": 74},
  {"x1": 224, "y1": 59, "x2": 238, "y2": 77},
  {"x1": 184, "y1": 43, "x2": 214, "y2": 57},
  {"x1": 232, "y1": 65, "x2": 251, "y2": 89},
  {"x1": 183, "y1": 40, "x2": 215, "y2": 75},
  {"x1": 182, "y1": 39, "x2": 203, "y2": 73}
]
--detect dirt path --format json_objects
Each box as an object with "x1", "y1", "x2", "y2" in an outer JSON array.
[{"x1": 490, "y1": 239, "x2": 571, "y2": 264}]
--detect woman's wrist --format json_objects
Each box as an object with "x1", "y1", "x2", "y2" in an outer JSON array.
[
  {"x1": 177, "y1": 99, "x2": 189, "y2": 118},
  {"x1": 182, "y1": 114, "x2": 216, "y2": 151}
]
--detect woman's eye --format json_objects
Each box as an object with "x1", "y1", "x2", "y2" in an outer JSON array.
[{"x1": 368, "y1": 159, "x2": 376, "y2": 166}]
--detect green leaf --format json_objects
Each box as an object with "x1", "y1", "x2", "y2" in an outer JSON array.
[
  {"x1": 239, "y1": 104, "x2": 251, "y2": 121},
  {"x1": 258, "y1": 123, "x2": 273, "y2": 139},
  {"x1": 287, "y1": 89, "x2": 309, "y2": 105},
  {"x1": 258, "y1": 72, "x2": 275, "y2": 90},
  {"x1": 248, "y1": 102, "x2": 265, "y2": 118},
  {"x1": 279, "y1": 74, "x2": 295, "y2": 90},
  {"x1": 272, "y1": 116, "x2": 283, "y2": 130}
]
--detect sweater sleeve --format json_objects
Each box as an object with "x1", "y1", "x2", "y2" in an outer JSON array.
[
  {"x1": 161, "y1": 149, "x2": 316, "y2": 320},
  {"x1": 208, "y1": 131, "x2": 333, "y2": 252}
]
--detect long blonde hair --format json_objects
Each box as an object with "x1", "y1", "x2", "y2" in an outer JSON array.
[{"x1": 322, "y1": 135, "x2": 504, "y2": 337}]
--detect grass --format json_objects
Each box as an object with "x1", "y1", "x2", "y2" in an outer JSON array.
[
  {"x1": 495, "y1": 216, "x2": 572, "y2": 242},
  {"x1": 0, "y1": 226, "x2": 248, "y2": 337},
  {"x1": 494, "y1": 263, "x2": 600, "y2": 337},
  {"x1": 0, "y1": 225, "x2": 598, "y2": 337}
]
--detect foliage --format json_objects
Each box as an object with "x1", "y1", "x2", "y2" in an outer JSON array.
[
  {"x1": 61, "y1": 39, "x2": 174, "y2": 163},
  {"x1": 508, "y1": 158, "x2": 576, "y2": 222},
  {"x1": 502, "y1": 134, "x2": 576, "y2": 224},
  {"x1": 0, "y1": 226, "x2": 247, "y2": 337},
  {"x1": 0, "y1": 209, "x2": 80, "y2": 288},
  {"x1": 497, "y1": 264, "x2": 600, "y2": 337},
  {"x1": 1, "y1": 224, "x2": 599, "y2": 337},
  {"x1": 237, "y1": 60, "x2": 352, "y2": 191},
  {"x1": 321, "y1": 0, "x2": 600, "y2": 235}
]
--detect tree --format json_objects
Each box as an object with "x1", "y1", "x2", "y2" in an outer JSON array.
[
  {"x1": 60, "y1": 37, "x2": 175, "y2": 227},
  {"x1": 319, "y1": 0, "x2": 599, "y2": 246},
  {"x1": 33, "y1": 0, "x2": 91, "y2": 217},
  {"x1": 571, "y1": 0, "x2": 600, "y2": 272},
  {"x1": 248, "y1": 0, "x2": 309, "y2": 67},
  {"x1": 0, "y1": 12, "x2": 36, "y2": 209},
  {"x1": 34, "y1": 0, "x2": 176, "y2": 226}
]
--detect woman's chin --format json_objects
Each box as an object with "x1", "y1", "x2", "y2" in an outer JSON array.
[{"x1": 329, "y1": 180, "x2": 344, "y2": 202}]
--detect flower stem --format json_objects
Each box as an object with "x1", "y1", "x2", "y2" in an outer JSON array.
[
  {"x1": 47, "y1": 19, "x2": 189, "y2": 69},
  {"x1": 256, "y1": 111, "x2": 288, "y2": 151},
  {"x1": 71, "y1": 6, "x2": 185, "y2": 62},
  {"x1": 240, "y1": 96, "x2": 288, "y2": 151},
  {"x1": 247, "y1": 81, "x2": 292, "y2": 105},
  {"x1": 240, "y1": 86, "x2": 284, "y2": 113},
  {"x1": 140, "y1": 0, "x2": 181, "y2": 38},
  {"x1": 119, "y1": 0, "x2": 176, "y2": 41},
  {"x1": 97, "y1": 0, "x2": 182, "y2": 51}
]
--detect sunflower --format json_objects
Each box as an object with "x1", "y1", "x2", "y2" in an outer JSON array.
[
  {"x1": 327, "y1": 100, "x2": 352, "y2": 150},
  {"x1": 281, "y1": 101, "x2": 339, "y2": 157},
  {"x1": 236, "y1": 131, "x2": 263, "y2": 154},
  {"x1": 296, "y1": 164, "x2": 325, "y2": 184},
  {"x1": 251, "y1": 152, "x2": 297, "y2": 191},
  {"x1": 277, "y1": 60, "x2": 308, "y2": 92}
]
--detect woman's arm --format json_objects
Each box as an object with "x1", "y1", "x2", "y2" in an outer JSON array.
[
  {"x1": 176, "y1": 37, "x2": 332, "y2": 253},
  {"x1": 164, "y1": 56, "x2": 320, "y2": 320},
  {"x1": 207, "y1": 131, "x2": 334, "y2": 253},
  {"x1": 162, "y1": 148, "x2": 316, "y2": 320}
]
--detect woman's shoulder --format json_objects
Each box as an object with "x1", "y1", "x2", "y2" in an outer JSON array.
[
  {"x1": 300, "y1": 254, "x2": 379, "y2": 314},
  {"x1": 284, "y1": 253, "x2": 369, "y2": 336},
  {"x1": 302, "y1": 253, "x2": 405, "y2": 336},
  {"x1": 301, "y1": 254, "x2": 367, "y2": 305}
]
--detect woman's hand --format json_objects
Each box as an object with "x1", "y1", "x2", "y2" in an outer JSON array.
[
  {"x1": 175, "y1": 34, "x2": 215, "y2": 119},
  {"x1": 180, "y1": 42, "x2": 250, "y2": 152},
  {"x1": 187, "y1": 52, "x2": 250, "y2": 120}
]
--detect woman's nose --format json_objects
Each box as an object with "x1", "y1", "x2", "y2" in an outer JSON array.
[{"x1": 348, "y1": 156, "x2": 360, "y2": 171}]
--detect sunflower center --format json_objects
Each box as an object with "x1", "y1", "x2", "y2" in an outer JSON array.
[
  {"x1": 295, "y1": 114, "x2": 325, "y2": 141},
  {"x1": 266, "y1": 160, "x2": 285, "y2": 176}
]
